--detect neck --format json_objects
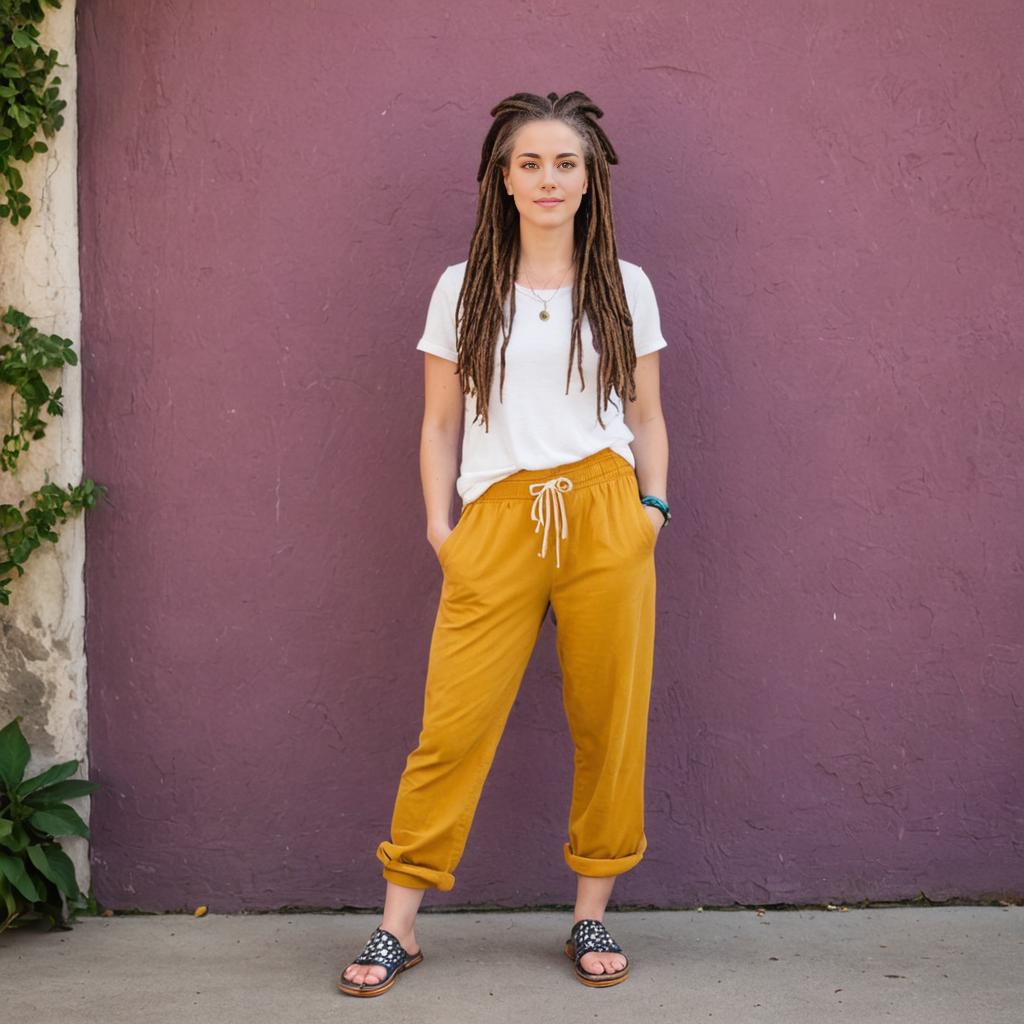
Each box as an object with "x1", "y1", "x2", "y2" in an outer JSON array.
[{"x1": 516, "y1": 221, "x2": 576, "y2": 287}]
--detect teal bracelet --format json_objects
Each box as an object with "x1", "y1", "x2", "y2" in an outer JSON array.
[{"x1": 641, "y1": 495, "x2": 671, "y2": 525}]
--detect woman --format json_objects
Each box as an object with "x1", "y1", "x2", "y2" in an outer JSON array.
[{"x1": 339, "y1": 90, "x2": 671, "y2": 996}]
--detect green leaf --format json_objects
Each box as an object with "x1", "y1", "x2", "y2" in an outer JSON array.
[
  {"x1": 28, "y1": 804, "x2": 88, "y2": 838},
  {"x1": 24, "y1": 778, "x2": 98, "y2": 806},
  {"x1": 11, "y1": 31, "x2": 33, "y2": 48},
  {"x1": 1, "y1": 822, "x2": 30, "y2": 852},
  {"x1": 27, "y1": 843, "x2": 79, "y2": 899},
  {"x1": 0, "y1": 853, "x2": 40, "y2": 902},
  {"x1": 0, "y1": 718, "x2": 30, "y2": 793},
  {"x1": 17, "y1": 757, "x2": 77, "y2": 797},
  {"x1": 0, "y1": 874, "x2": 17, "y2": 918}
]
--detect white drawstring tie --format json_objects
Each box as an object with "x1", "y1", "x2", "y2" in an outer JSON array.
[{"x1": 529, "y1": 476, "x2": 574, "y2": 568}]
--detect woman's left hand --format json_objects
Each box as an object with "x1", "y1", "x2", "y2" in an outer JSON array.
[{"x1": 644, "y1": 505, "x2": 663, "y2": 541}]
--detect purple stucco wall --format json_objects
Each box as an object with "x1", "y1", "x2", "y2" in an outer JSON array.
[{"x1": 79, "y1": 2, "x2": 1024, "y2": 911}]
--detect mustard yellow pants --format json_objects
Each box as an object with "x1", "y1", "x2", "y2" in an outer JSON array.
[{"x1": 375, "y1": 446, "x2": 658, "y2": 892}]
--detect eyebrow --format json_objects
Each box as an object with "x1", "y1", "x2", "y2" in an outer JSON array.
[{"x1": 515, "y1": 152, "x2": 580, "y2": 160}]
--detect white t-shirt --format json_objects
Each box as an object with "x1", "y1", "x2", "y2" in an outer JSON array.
[{"x1": 415, "y1": 258, "x2": 668, "y2": 503}]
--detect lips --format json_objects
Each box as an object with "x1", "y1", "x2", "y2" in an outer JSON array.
[{"x1": 534, "y1": 199, "x2": 563, "y2": 206}]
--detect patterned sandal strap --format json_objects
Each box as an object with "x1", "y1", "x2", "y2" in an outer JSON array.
[
  {"x1": 352, "y1": 926, "x2": 409, "y2": 973},
  {"x1": 570, "y1": 918, "x2": 624, "y2": 960}
]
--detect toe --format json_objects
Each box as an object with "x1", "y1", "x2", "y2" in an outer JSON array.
[
  {"x1": 344, "y1": 964, "x2": 385, "y2": 986},
  {"x1": 581, "y1": 951, "x2": 627, "y2": 975}
]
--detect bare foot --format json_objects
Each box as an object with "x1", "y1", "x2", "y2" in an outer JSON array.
[
  {"x1": 573, "y1": 917, "x2": 627, "y2": 975},
  {"x1": 579, "y1": 947, "x2": 628, "y2": 975},
  {"x1": 341, "y1": 925, "x2": 420, "y2": 987}
]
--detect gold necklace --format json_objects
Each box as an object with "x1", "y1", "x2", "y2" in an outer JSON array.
[{"x1": 520, "y1": 260, "x2": 575, "y2": 321}]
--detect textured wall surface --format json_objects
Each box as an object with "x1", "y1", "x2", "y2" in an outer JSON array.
[
  {"x1": 0, "y1": 4, "x2": 91, "y2": 890},
  {"x1": 78, "y1": 1, "x2": 1024, "y2": 911}
]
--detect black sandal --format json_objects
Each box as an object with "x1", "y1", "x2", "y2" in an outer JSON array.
[
  {"x1": 563, "y1": 917, "x2": 630, "y2": 987},
  {"x1": 337, "y1": 926, "x2": 424, "y2": 997}
]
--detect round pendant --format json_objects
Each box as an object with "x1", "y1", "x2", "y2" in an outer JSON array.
[{"x1": 539, "y1": 309, "x2": 550, "y2": 321}]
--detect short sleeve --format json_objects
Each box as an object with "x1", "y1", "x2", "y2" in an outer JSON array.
[
  {"x1": 631, "y1": 266, "x2": 668, "y2": 357},
  {"x1": 415, "y1": 267, "x2": 458, "y2": 363}
]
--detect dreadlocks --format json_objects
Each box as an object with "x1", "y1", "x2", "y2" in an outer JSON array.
[{"x1": 453, "y1": 90, "x2": 638, "y2": 432}]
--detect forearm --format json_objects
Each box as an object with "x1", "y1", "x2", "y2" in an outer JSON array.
[
  {"x1": 420, "y1": 420, "x2": 461, "y2": 534},
  {"x1": 629, "y1": 413, "x2": 669, "y2": 502}
]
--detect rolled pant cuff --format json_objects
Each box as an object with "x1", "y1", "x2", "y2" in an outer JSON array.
[
  {"x1": 563, "y1": 838, "x2": 647, "y2": 877},
  {"x1": 376, "y1": 842, "x2": 455, "y2": 891}
]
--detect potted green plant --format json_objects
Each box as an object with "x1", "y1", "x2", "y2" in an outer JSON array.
[{"x1": 0, "y1": 716, "x2": 98, "y2": 932}]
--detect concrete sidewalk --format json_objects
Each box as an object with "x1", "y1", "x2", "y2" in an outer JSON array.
[{"x1": 5, "y1": 906, "x2": 1022, "y2": 1023}]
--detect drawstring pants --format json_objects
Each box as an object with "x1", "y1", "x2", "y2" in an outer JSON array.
[{"x1": 375, "y1": 446, "x2": 658, "y2": 891}]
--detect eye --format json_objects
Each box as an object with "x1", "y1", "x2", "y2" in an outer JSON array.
[{"x1": 519, "y1": 161, "x2": 578, "y2": 170}]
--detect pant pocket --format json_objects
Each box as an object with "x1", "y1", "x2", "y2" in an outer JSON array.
[
  {"x1": 623, "y1": 477, "x2": 658, "y2": 547},
  {"x1": 636, "y1": 499, "x2": 659, "y2": 545},
  {"x1": 437, "y1": 502, "x2": 474, "y2": 569}
]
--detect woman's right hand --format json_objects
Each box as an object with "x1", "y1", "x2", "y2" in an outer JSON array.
[
  {"x1": 427, "y1": 524, "x2": 454, "y2": 562},
  {"x1": 420, "y1": 352, "x2": 464, "y2": 564}
]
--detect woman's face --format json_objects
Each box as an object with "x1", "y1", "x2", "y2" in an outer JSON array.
[{"x1": 502, "y1": 119, "x2": 589, "y2": 228}]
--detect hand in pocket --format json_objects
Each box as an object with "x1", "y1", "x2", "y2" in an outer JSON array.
[{"x1": 429, "y1": 524, "x2": 455, "y2": 565}]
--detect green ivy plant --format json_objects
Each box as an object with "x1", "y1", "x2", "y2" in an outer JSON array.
[
  {"x1": 1, "y1": 305, "x2": 75, "y2": 472},
  {"x1": 0, "y1": 716, "x2": 98, "y2": 932},
  {"x1": 0, "y1": 2, "x2": 106, "y2": 605},
  {"x1": 1, "y1": 0, "x2": 66, "y2": 226},
  {"x1": 1, "y1": 478, "x2": 104, "y2": 604},
  {"x1": 0, "y1": 306, "x2": 106, "y2": 604}
]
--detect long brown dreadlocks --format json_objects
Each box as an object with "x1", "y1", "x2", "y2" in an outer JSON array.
[{"x1": 453, "y1": 90, "x2": 638, "y2": 432}]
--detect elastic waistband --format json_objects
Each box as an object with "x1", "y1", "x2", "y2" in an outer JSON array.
[{"x1": 473, "y1": 447, "x2": 635, "y2": 502}]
